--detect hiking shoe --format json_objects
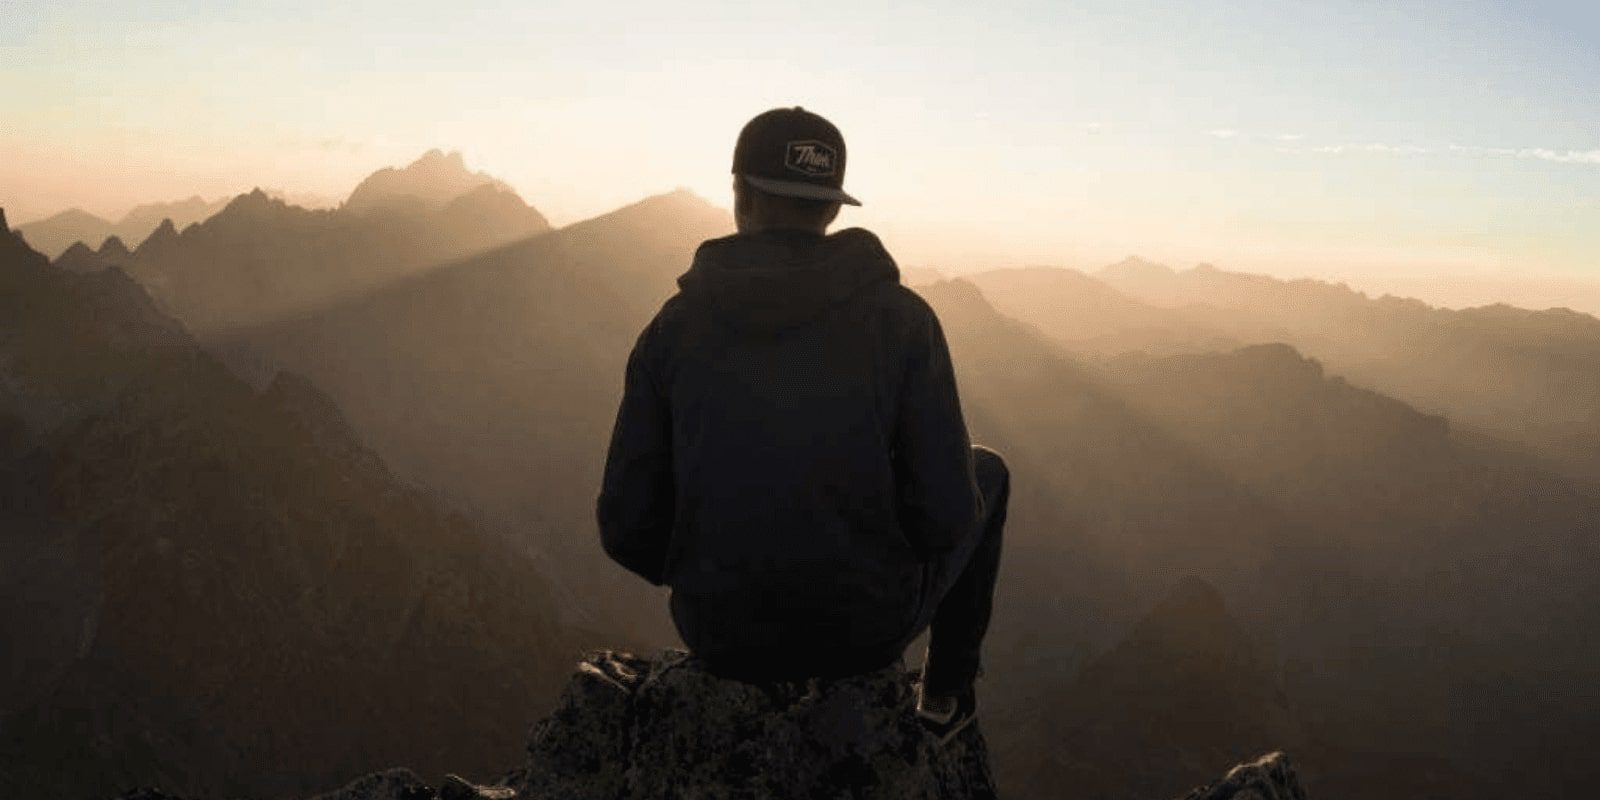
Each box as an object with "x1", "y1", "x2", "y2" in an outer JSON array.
[{"x1": 915, "y1": 683, "x2": 977, "y2": 744}]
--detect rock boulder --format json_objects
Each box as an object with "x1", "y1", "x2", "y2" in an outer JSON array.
[{"x1": 114, "y1": 651, "x2": 1307, "y2": 800}]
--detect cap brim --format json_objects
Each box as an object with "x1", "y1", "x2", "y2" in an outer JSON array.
[{"x1": 742, "y1": 174, "x2": 861, "y2": 206}]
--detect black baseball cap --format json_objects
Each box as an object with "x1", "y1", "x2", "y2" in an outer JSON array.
[{"x1": 732, "y1": 106, "x2": 861, "y2": 207}]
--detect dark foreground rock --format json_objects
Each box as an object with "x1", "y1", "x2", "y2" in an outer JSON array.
[
  {"x1": 1178, "y1": 752, "x2": 1306, "y2": 800},
  {"x1": 114, "y1": 651, "x2": 1304, "y2": 800},
  {"x1": 509, "y1": 650, "x2": 995, "y2": 799}
]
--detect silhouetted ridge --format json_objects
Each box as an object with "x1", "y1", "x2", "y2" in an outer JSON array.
[
  {"x1": 584, "y1": 187, "x2": 722, "y2": 230},
  {"x1": 107, "y1": 154, "x2": 555, "y2": 332},
  {"x1": 344, "y1": 149, "x2": 510, "y2": 214},
  {"x1": 55, "y1": 241, "x2": 99, "y2": 272},
  {"x1": 222, "y1": 187, "x2": 282, "y2": 217},
  {"x1": 438, "y1": 183, "x2": 551, "y2": 243},
  {"x1": 16, "y1": 199, "x2": 228, "y2": 260},
  {"x1": 2, "y1": 210, "x2": 46, "y2": 264},
  {"x1": 119, "y1": 195, "x2": 228, "y2": 236},
  {"x1": 99, "y1": 235, "x2": 130, "y2": 260},
  {"x1": 53, "y1": 235, "x2": 135, "y2": 273},
  {"x1": 12, "y1": 208, "x2": 113, "y2": 258},
  {"x1": 135, "y1": 218, "x2": 180, "y2": 255}
]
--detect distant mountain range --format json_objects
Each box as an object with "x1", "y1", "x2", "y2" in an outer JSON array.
[
  {"x1": 6, "y1": 151, "x2": 1599, "y2": 799},
  {"x1": 920, "y1": 276, "x2": 1600, "y2": 798},
  {"x1": 971, "y1": 259, "x2": 1600, "y2": 484},
  {"x1": 16, "y1": 197, "x2": 231, "y2": 260},
  {"x1": 50, "y1": 151, "x2": 551, "y2": 334},
  {"x1": 197, "y1": 178, "x2": 1596, "y2": 797}
]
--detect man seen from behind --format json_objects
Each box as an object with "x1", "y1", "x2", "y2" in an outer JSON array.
[{"x1": 598, "y1": 106, "x2": 1009, "y2": 741}]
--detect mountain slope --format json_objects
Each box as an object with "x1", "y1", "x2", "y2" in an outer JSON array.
[
  {"x1": 0, "y1": 210, "x2": 577, "y2": 798},
  {"x1": 966, "y1": 266, "x2": 1242, "y2": 355},
  {"x1": 921, "y1": 278, "x2": 1600, "y2": 799},
  {"x1": 214, "y1": 189, "x2": 732, "y2": 641},
  {"x1": 1083, "y1": 260, "x2": 1600, "y2": 483}
]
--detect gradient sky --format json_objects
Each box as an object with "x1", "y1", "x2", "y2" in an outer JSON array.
[{"x1": 2, "y1": 0, "x2": 1597, "y2": 304}]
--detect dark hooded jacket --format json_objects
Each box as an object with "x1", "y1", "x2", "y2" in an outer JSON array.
[{"x1": 597, "y1": 227, "x2": 979, "y2": 679}]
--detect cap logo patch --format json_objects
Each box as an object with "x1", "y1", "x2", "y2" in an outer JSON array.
[{"x1": 785, "y1": 140, "x2": 837, "y2": 177}]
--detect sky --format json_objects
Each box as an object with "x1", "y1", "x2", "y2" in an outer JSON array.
[{"x1": 2, "y1": 0, "x2": 1597, "y2": 307}]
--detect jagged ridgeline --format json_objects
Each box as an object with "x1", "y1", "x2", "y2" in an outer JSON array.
[
  {"x1": 0, "y1": 210, "x2": 579, "y2": 798},
  {"x1": 35, "y1": 150, "x2": 550, "y2": 335},
  {"x1": 15, "y1": 198, "x2": 230, "y2": 262}
]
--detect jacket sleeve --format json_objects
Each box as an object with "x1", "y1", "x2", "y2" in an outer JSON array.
[
  {"x1": 893, "y1": 304, "x2": 981, "y2": 556},
  {"x1": 597, "y1": 318, "x2": 674, "y2": 585}
]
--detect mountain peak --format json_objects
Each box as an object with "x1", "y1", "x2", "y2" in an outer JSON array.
[
  {"x1": 99, "y1": 235, "x2": 130, "y2": 258},
  {"x1": 344, "y1": 150, "x2": 507, "y2": 214},
  {"x1": 44, "y1": 207, "x2": 112, "y2": 227},
  {"x1": 222, "y1": 188, "x2": 283, "y2": 217},
  {"x1": 602, "y1": 188, "x2": 725, "y2": 226},
  {"x1": 136, "y1": 218, "x2": 181, "y2": 255},
  {"x1": 57, "y1": 241, "x2": 95, "y2": 264},
  {"x1": 413, "y1": 148, "x2": 467, "y2": 170}
]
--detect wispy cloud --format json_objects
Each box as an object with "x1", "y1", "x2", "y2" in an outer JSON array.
[
  {"x1": 1445, "y1": 144, "x2": 1600, "y2": 164},
  {"x1": 1282, "y1": 140, "x2": 1599, "y2": 165},
  {"x1": 1197, "y1": 128, "x2": 1598, "y2": 166},
  {"x1": 1306, "y1": 143, "x2": 1429, "y2": 155}
]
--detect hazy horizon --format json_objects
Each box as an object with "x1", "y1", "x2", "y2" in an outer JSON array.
[
  {"x1": 9, "y1": 160, "x2": 1600, "y2": 318},
  {"x1": 4, "y1": 0, "x2": 1597, "y2": 312}
]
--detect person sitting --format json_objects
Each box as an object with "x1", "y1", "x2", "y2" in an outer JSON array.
[{"x1": 598, "y1": 106, "x2": 1008, "y2": 741}]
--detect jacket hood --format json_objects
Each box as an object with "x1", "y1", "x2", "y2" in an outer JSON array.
[{"x1": 677, "y1": 227, "x2": 900, "y2": 332}]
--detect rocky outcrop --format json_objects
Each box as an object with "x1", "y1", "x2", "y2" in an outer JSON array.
[
  {"x1": 511, "y1": 650, "x2": 995, "y2": 800},
  {"x1": 1178, "y1": 752, "x2": 1305, "y2": 800},
  {"x1": 113, "y1": 650, "x2": 1305, "y2": 800}
]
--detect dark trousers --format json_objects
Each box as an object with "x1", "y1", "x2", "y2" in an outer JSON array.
[
  {"x1": 912, "y1": 444, "x2": 1009, "y2": 694},
  {"x1": 685, "y1": 445, "x2": 1009, "y2": 686}
]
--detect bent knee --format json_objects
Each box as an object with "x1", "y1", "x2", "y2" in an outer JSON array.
[{"x1": 971, "y1": 444, "x2": 1010, "y2": 486}]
